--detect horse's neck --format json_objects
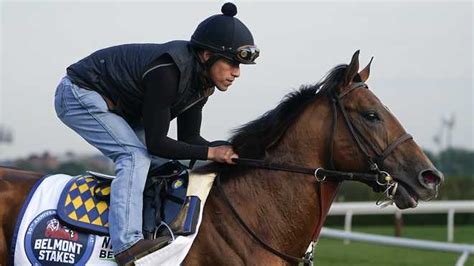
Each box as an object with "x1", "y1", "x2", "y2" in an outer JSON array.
[
  {"x1": 218, "y1": 103, "x2": 334, "y2": 258},
  {"x1": 241, "y1": 97, "x2": 338, "y2": 254},
  {"x1": 202, "y1": 98, "x2": 340, "y2": 261}
]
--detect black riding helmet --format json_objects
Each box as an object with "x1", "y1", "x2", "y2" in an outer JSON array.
[{"x1": 191, "y1": 2, "x2": 259, "y2": 65}]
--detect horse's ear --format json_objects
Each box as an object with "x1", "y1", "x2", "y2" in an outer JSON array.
[
  {"x1": 341, "y1": 50, "x2": 360, "y2": 89},
  {"x1": 338, "y1": 50, "x2": 359, "y2": 93},
  {"x1": 358, "y1": 56, "x2": 374, "y2": 82}
]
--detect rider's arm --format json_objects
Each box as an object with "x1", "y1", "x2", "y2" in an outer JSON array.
[
  {"x1": 177, "y1": 98, "x2": 210, "y2": 146},
  {"x1": 142, "y1": 55, "x2": 208, "y2": 160},
  {"x1": 176, "y1": 100, "x2": 238, "y2": 164}
]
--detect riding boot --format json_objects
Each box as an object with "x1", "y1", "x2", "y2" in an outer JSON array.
[{"x1": 114, "y1": 236, "x2": 172, "y2": 266}]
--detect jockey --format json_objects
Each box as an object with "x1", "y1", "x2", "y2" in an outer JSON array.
[{"x1": 53, "y1": 2, "x2": 259, "y2": 265}]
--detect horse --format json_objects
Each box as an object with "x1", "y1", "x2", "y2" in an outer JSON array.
[
  {"x1": 0, "y1": 168, "x2": 42, "y2": 264},
  {"x1": 0, "y1": 51, "x2": 443, "y2": 265}
]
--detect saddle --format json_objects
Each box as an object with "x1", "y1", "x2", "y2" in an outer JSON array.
[{"x1": 56, "y1": 161, "x2": 201, "y2": 239}]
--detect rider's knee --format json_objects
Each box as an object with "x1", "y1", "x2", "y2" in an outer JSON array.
[{"x1": 114, "y1": 149, "x2": 151, "y2": 171}]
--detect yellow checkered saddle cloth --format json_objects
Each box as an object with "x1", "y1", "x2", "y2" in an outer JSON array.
[{"x1": 57, "y1": 174, "x2": 112, "y2": 235}]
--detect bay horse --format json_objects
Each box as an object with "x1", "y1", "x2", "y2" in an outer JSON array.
[{"x1": 0, "y1": 51, "x2": 443, "y2": 265}]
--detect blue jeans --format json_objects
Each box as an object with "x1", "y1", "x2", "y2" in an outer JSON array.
[{"x1": 54, "y1": 76, "x2": 168, "y2": 254}]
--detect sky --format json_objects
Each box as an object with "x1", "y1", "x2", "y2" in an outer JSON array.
[{"x1": 0, "y1": 0, "x2": 472, "y2": 160}]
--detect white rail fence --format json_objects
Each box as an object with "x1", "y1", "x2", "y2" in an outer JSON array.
[
  {"x1": 327, "y1": 200, "x2": 474, "y2": 242},
  {"x1": 321, "y1": 200, "x2": 474, "y2": 265}
]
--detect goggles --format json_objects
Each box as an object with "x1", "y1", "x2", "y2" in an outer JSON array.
[{"x1": 234, "y1": 46, "x2": 260, "y2": 64}]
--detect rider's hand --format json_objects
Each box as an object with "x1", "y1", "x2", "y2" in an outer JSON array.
[{"x1": 208, "y1": 146, "x2": 239, "y2": 164}]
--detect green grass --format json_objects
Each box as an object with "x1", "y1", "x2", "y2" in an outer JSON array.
[{"x1": 314, "y1": 225, "x2": 474, "y2": 266}]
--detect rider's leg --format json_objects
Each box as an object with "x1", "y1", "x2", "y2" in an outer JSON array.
[{"x1": 54, "y1": 77, "x2": 151, "y2": 255}]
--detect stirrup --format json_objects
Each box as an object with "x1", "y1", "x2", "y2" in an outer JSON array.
[{"x1": 154, "y1": 221, "x2": 176, "y2": 241}]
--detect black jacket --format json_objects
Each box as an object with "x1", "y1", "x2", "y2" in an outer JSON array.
[{"x1": 67, "y1": 41, "x2": 210, "y2": 124}]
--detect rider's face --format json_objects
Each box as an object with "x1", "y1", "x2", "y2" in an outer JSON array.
[
  {"x1": 209, "y1": 58, "x2": 240, "y2": 91},
  {"x1": 202, "y1": 51, "x2": 241, "y2": 91}
]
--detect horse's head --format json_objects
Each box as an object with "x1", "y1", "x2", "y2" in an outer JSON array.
[{"x1": 331, "y1": 51, "x2": 443, "y2": 209}]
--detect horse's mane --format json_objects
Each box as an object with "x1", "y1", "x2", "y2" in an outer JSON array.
[{"x1": 195, "y1": 64, "x2": 348, "y2": 174}]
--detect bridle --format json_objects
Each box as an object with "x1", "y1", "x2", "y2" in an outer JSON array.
[
  {"x1": 332, "y1": 82, "x2": 413, "y2": 177},
  {"x1": 215, "y1": 82, "x2": 413, "y2": 264}
]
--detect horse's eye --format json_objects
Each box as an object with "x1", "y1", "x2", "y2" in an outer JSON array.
[{"x1": 362, "y1": 111, "x2": 380, "y2": 122}]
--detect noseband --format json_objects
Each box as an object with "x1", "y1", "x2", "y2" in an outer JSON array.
[{"x1": 216, "y1": 82, "x2": 412, "y2": 264}]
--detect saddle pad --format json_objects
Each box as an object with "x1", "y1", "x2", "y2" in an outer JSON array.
[
  {"x1": 57, "y1": 175, "x2": 110, "y2": 235},
  {"x1": 12, "y1": 174, "x2": 116, "y2": 266},
  {"x1": 12, "y1": 172, "x2": 216, "y2": 265}
]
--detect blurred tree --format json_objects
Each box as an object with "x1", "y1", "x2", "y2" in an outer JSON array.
[
  {"x1": 55, "y1": 161, "x2": 87, "y2": 175},
  {"x1": 437, "y1": 148, "x2": 474, "y2": 177}
]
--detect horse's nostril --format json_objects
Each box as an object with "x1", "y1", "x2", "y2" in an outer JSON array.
[{"x1": 420, "y1": 170, "x2": 443, "y2": 186}]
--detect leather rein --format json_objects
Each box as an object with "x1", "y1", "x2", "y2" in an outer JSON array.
[{"x1": 215, "y1": 82, "x2": 413, "y2": 264}]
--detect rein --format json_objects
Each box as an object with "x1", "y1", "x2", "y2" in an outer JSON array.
[
  {"x1": 232, "y1": 158, "x2": 384, "y2": 183},
  {"x1": 215, "y1": 82, "x2": 413, "y2": 264}
]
